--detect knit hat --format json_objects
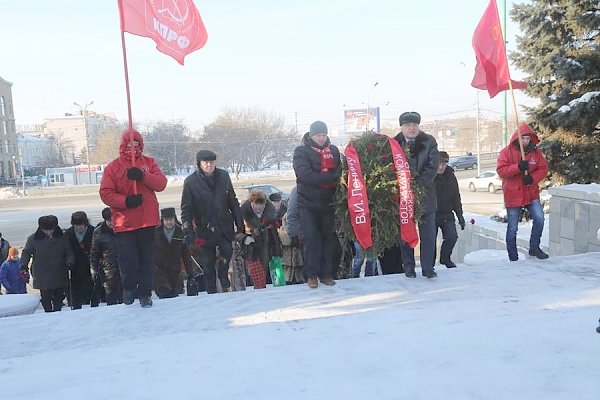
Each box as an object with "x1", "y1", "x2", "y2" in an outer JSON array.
[
  {"x1": 71, "y1": 211, "x2": 88, "y2": 226},
  {"x1": 8, "y1": 247, "x2": 18, "y2": 258},
  {"x1": 196, "y1": 150, "x2": 217, "y2": 162},
  {"x1": 399, "y1": 111, "x2": 421, "y2": 126},
  {"x1": 101, "y1": 207, "x2": 112, "y2": 221},
  {"x1": 161, "y1": 207, "x2": 177, "y2": 219},
  {"x1": 38, "y1": 215, "x2": 57, "y2": 230},
  {"x1": 309, "y1": 120, "x2": 328, "y2": 136},
  {"x1": 438, "y1": 151, "x2": 450, "y2": 163}
]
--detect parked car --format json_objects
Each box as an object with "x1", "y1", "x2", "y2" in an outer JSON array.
[
  {"x1": 448, "y1": 155, "x2": 478, "y2": 170},
  {"x1": 467, "y1": 171, "x2": 503, "y2": 193},
  {"x1": 238, "y1": 184, "x2": 290, "y2": 203}
]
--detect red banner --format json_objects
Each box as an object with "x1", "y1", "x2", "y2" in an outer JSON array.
[
  {"x1": 344, "y1": 143, "x2": 373, "y2": 250},
  {"x1": 471, "y1": 0, "x2": 526, "y2": 98},
  {"x1": 387, "y1": 137, "x2": 419, "y2": 248},
  {"x1": 118, "y1": 0, "x2": 208, "y2": 65}
]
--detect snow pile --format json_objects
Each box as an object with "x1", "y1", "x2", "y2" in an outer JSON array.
[
  {"x1": 1, "y1": 252, "x2": 600, "y2": 399},
  {"x1": 0, "y1": 187, "x2": 23, "y2": 199}
]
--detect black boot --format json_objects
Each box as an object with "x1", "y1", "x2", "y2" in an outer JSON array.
[
  {"x1": 139, "y1": 295, "x2": 153, "y2": 308},
  {"x1": 529, "y1": 247, "x2": 549, "y2": 259},
  {"x1": 596, "y1": 319, "x2": 600, "y2": 334}
]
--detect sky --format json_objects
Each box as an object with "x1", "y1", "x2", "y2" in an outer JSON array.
[
  {"x1": 0, "y1": 0, "x2": 535, "y2": 134},
  {"x1": 2, "y1": 247, "x2": 600, "y2": 399}
]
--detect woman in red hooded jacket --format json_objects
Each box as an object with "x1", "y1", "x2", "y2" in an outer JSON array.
[
  {"x1": 100, "y1": 129, "x2": 167, "y2": 307},
  {"x1": 496, "y1": 123, "x2": 549, "y2": 262}
]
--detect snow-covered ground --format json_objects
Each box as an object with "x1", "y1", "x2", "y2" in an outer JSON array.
[{"x1": 1, "y1": 250, "x2": 599, "y2": 399}]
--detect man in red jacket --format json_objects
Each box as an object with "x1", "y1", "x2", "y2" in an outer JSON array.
[
  {"x1": 100, "y1": 129, "x2": 167, "y2": 307},
  {"x1": 497, "y1": 123, "x2": 549, "y2": 262}
]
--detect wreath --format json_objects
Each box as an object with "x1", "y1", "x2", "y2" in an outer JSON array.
[{"x1": 334, "y1": 132, "x2": 423, "y2": 259}]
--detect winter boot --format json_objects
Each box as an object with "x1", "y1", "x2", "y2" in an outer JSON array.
[
  {"x1": 444, "y1": 260, "x2": 457, "y2": 268},
  {"x1": 307, "y1": 277, "x2": 318, "y2": 289},
  {"x1": 123, "y1": 290, "x2": 135, "y2": 305},
  {"x1": 529, "y1": 247, "x2": 549, "y2": 259},
  {"x1": 319, "y1": 277, "x2": 336, "y2": 286},
  {"x1": 596, "y1": 319, "x2": 600, "y2": 334},
  {"x1": 424, "y1": 271, "x2": 438, "y2": 279},
  {"x1": 139, "y1": 296, "x2": 153, "y2": 308},
  {"x1": 405, "y1": 270, "x2": 417, "y2": 278}
]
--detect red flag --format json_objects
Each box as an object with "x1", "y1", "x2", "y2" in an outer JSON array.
[
  {"x1": 471, "y1": 0, "x2": 526, "y2": 98},
  {"x1": 118, "y1": 0, "x2": 208, "y2": 65}
]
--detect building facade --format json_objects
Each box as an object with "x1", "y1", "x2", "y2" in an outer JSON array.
[
  {"x1": 17, "y1": 133, "x2": 58, "y2": 172},
  {"x1": 0, "y1": 76, "x2": 18, "y2": 179}
]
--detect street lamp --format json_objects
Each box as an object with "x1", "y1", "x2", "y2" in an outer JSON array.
[
  {"x1": 366, "y1": 81, "x2": 379, "y2": 132},
  {"x1": 73, "y1": 101, "x2": 94, "y2": 184}
]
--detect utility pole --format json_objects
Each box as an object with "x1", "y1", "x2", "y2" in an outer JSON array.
[
  {"x1": 366, "y1": 81, "x2": 379, "y2": 132},
  {"x1": 73, "y1": 101, "x2": 94, "y2": 184}
]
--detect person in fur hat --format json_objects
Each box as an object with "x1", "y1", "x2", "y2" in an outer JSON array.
[
  {"x1": 64, "y1": 211, "x2": 95, "y2": 309},
  {"x1": 99, "y1": 129, "x2": 167, "y2": 308},
  {"x1": 20, "y1": 215, "x2": 74, "y2": 312},
  {"x1": 154, "y1": 207, "x2": 201, "y2": 298}
]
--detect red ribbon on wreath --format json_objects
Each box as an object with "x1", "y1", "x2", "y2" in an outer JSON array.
[
  {"x1": 387, "y1": 137, "x2": 419, "y2": 248},
  {"x1": 344, "y1": 143, "x2": 372, "y2": 250}
]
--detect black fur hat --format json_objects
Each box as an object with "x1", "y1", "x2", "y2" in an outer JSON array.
[
  {"x1": 160, "y1": 207, "x2": 177, "y2": 219},
  {"x1": 71, "y1": 211, "x2": 88, "y2": 226},
  {"x1": 39, "y1": 215, "x2": 58, "y2": 230}
]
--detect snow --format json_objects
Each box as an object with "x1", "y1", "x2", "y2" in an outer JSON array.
[
  {"x1": 1, "y1": 250, "x2": 600, "y2": 399},
  {"x1": 557, "y1": 91, "x2": 600, "y2": 113},
  {"x1": 0, "y1": 187, "x2": 24, "y2": 199}
]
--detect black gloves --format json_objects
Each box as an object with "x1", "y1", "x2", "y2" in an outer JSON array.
[
  {"x1": 184, "y1": 229, "x2": 195, "y2": 246},
  {"x1": 522, "y1": 174, "x2": 533, "y2": 186},
  {"x1": 458, "y1": 215, "x2": 466, "y2": 230},
  {"x1": 518, "y1": 160, "x2": 529, "y2": 171},
  {"x1": 127, "y1": 167, "x2": 143, "y2": 181},
  {"x1": 125, "y1": 194, "x2": 143, "y2": 208}
]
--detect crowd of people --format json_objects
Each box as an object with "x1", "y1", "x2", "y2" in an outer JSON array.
[{"x1": 1, "y1": 113, "x2": 555, "y2": 316}]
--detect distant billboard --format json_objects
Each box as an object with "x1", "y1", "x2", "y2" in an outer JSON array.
[{"x1": 344, "y1": 107, "x2": 380, "y2": 134}]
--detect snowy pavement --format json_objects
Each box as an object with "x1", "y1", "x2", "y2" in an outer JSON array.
[{"x1": 1, "y1": 250, "x2": 599, "y2": 399}]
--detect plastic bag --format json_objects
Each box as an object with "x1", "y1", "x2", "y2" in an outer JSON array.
[{"x1": 268, "y1": 256, "x2": 287, "y2": 287}]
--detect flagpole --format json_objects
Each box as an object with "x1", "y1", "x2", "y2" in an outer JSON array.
[
  {"x1": 117, "y1": 0, "x2": 137, "y2": 194},
  {"x1": 498, "y1": 0, "x2": 525, "y2": 160}
]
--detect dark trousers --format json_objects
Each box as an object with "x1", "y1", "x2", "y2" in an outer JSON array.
[
  {"x1": 191, "y1": 240, "x2": 232, "y2": 294},
  {"x1": 300, "y1": 207, "x2": 335, "y2": 279},
  {"x1": 436, "y1": 218, "x2": 458, "y2": 264},
  {"x1": 115, "y1": 227, "x2": 156, "y2": 298},
  {"x1": 40, "y1": 288, "x2": 65, "y2": 312},
  {"x1": 399, "y1": 211, "x2": 436, "y2": 276}
]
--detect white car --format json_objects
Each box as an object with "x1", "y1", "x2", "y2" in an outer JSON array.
[{"x1": 468, "y1": 171, "x2": 503, "y2": 193}]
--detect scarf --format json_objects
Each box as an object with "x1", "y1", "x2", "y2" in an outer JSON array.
[{"x1": 314, "y1": 145, "x2": 335, "y2": 172}]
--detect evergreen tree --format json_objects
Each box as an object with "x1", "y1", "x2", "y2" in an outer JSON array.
[{"x1": 511, "y1": 0, "x2": 600, "y2": 184}]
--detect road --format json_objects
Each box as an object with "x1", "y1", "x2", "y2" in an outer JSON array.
[{"x1": 0, "y1": 160, "x2": 502, "y2": 248}]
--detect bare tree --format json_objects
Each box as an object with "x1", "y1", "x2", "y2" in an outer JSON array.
[
  {"x1": 143, "y1": 120, "x2": 198, "y2": 175},
  {"x1": 202, "y1": 107, "x2": 293, "y2": 176},
  {"x1": 90, "y1": 125, "x2": 126, "y2": 164}
]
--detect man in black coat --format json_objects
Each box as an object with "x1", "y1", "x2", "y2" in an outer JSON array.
[
  {"x1": 395, "y1": 112, "x2": 439, "y2": 279},
  {"x1": 181, "y1": 150, "x2": 244, "y2": 294},
  {"x1": 64, "y1": 211, "x2": 95, "y2": 309},
  {"x1": 90, "y1": 207, "x2": 122, "y2": 305},
  {"x1": 293, "y1": 120, "x2": 341, "y2": 288},
  {"x1": 434, "y1": 151, "x2": 465, "y2": 269}
]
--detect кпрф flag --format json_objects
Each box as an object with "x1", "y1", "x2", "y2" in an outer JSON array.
[
  {"x1": 118, "y1": 0, "x2": 208, "y2": 65},
  {"x1": 471, "y1": 0, "x2": 526, "y2": 98}
]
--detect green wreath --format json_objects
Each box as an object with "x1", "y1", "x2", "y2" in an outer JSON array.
[{"x1": 334, "y1": 132, "x2": 423, "y2": 259}]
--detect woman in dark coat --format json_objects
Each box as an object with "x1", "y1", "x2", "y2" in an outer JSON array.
[
  {"x1": 20, "y1": 215, "x2": 74, "y2": 312},
  {"x1": 241, "y1": 191, "x2": 282, "y2": 289},
  {"x1": 90, "y1": 207, "x2": 122, "y2": 305},
  {"x1": 64, "y1": 211, "x2": 94, "y2": 309}
]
